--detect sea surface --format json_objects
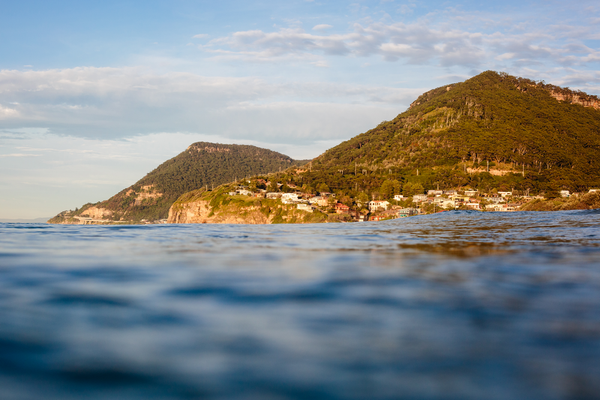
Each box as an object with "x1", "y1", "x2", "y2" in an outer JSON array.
[{"x1": 1, "y1": 210, "x2": 600, "y2": 400}]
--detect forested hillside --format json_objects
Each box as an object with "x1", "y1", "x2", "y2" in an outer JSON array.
[
  {"x1": 49, "y1": 142, "x2": 306, "y2": 223},
  {"x1": 276, "y1": 71, "x2": 600, "y2": 197}
]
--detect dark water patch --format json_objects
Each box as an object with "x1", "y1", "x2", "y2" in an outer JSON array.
[
  {"x1": 56, "y1": 367, "x2": 156, "y2": 386},
  {"x1": 0, "y1": 252, "x2": 25, "y2": 258},
  {"x1": 44, "y1": 293, "x2": 131, "y2": 307},
  {"x1": 65, "y1": 267, "x2": 150, "y2": 283},
  {"x1": 0, "y1": 337, "x2": 57, "y2": 374},
  {"x1": 169, "y1": 285, "x2": 339, "y2": 304},
  {"x1": 169, "y1": 285, "x2": 238, "y2": 298}
]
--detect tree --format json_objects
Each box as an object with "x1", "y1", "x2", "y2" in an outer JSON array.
[
  {"x1": 268, "y1": 180, "x2": 278, "y2": 192},
  {"x1": 380, "y1": 179, "x2": 401, "y2": 199},
  {"x1": 404, "y1": 182, "x2": 424, "y2": 196},
  {"x1": 317, "y1": 183, "x2": 330, "y2": 194}
]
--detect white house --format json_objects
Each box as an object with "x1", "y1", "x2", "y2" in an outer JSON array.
[
  {"x1": 281, "y1": 193, "x2": 300, "y2": 204},
  {"x1": 412, "y1": 194, "x2": 428, "y2": 203},
  {"x1": 368, "y1": 200, "x2": 390, "y2": 212},
  {"x1": 297, "y1": 204, "x2": 314, "y2": 213},
  {"x1": 393, "y1": 194, "x2": 406, "y2": 201},
  {"x1": 498, "y1": 191, "x2": 513, "y2": 198},
  {"x1": 397, "y1": 208, "x2": 418, "y2": 217},
  {"x1": 487, "y1": 196, "x2": 506, "y2": 204},
  {"x1": 560, "y1": 190, "x2": 570, "y2": 198},
  {"x1": 439, "y1": 199, "x2": 456, "y2": 209},
  {"x1": 466, "y1": 200, "x2": 481, "y2": 210},
  {"x1": 427, "y1": 190, "x2": 443, "y2": 196},
  {"x1": 308, "y1": 196, "x2": 323, "y2": 204}
]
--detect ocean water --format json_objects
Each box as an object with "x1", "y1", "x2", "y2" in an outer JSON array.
[{"x1": 1, "y1": 210, "x2": 600, "y2": 400}]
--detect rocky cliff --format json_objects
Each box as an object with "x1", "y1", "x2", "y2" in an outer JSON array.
[
  {"x1": 168, "y1": 199, "x2": 274, "y2": 224},
  {"x1": 167, "y1": 188, "x2": 329, "y2": 224}
]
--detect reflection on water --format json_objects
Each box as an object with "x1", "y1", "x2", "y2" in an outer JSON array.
[{"x1": 1, "y1": 210, "x2": 600, "y2": 399}]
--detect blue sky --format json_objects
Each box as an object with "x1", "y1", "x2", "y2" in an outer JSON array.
[{"x1": 1, "y1": 0, "x2": 600, "y2": 219}]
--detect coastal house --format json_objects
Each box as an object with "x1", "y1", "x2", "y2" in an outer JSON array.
[
  {"x1": 281, "y1": 193, "x2": 300, "y2": 204},
  {"x1": 498, "y1": 191, "x2": 513, "y2": 198},
  {"x1": 427, "y1": 190, "x2": 443, "y2": 196},
  {"x1": 308, "y1": 196, "x2": 330, "y2": 207},
  {"x1": 560, "y1": 190, "x2": 570, "y2": 198},
  {"x1": 335, "y1": 203, "x2": 350, "y2": 214},
  {"x1": 266, "y1": 192, "x2": 282, "y2": 199},
  {"x1": 412, "y1": 194, "x2": 428, "y2": 203},
  {"x1": 440, "y1": 199, "x2": 456, "y2": 209},
  {"x1": 309, "y1": 196, "x2": 323, "y2": 204},
  {"x1": 465, "y1": 200, "x2": 481, "y2": 210},
  {"x1": 488, "y1": 203, "x2": 518, "y2": 212},
  {"x1": 487, "y1": 196, "x2": 506, "y2": 204},
  {"x1": 228, "y1": 188, "x2": 252, "y2": 196},
  {"x1": 368, "y1": 200, "x2": 390, "y2": 212},
  {"x1": 589, "y1": 189, "x2": 599, "y2": 193},
  {"x1": 397, "y1": 208, "x2": 418, "y2": 217},
  {"x1": 297, "y1": 204, "x2": 314, "y2": 213},
  {"x1": 393, "y1": 194, "x2": 406, "y2": 201}
]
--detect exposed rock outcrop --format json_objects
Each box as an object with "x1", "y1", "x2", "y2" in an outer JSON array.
[
  {"x1": 549, "y1": 91, "x2": 600, "y2": 110},
  {"x1": 80, "y1": 206, "x2": 113, "y2": 219},
  {"x1": 167, "y1": 200, "x2": 273, "y2": 224}
]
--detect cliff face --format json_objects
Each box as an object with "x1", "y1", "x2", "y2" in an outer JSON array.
[
  {"x1": 167, "y1": 200, "x2": 273, "y2": 224},
  {"x1": 47, "y1": 206, "x2": 115, "y2": 225},
  {"x1": 167, "y1": 188, "x2": 330, "y2": 225},
  {"x1": 549, "y1": 91, "x2": 600, "y2": 110}
]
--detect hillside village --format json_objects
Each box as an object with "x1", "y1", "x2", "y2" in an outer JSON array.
[{"x1": 221, "y1": 177, "x2": 600, "y2": 223}]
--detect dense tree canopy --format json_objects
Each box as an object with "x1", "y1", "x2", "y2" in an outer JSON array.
[
  {"x1": 283, "y1": 71, "x2": 600, "y2": 199},
  {"x1": 55, "y1": 142, "x2": 307, "y2": 222}
]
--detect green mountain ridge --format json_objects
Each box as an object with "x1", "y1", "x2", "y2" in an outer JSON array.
[
  {"x1": 48, "y1": 142, "x2": 307, "y2": 224},
  {"x1": 280, "y1": 71, "x2": 600, "y2": 197}
]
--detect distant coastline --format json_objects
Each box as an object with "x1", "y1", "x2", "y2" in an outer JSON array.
[{"x1": 0, "y1": 218, "x2": 50, "y2": 224}]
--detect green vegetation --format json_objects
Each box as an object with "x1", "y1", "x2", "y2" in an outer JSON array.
[
  {"x1": 268, "y1": 71, "x2": 600, "y2": 202},
  {"x1": 520, "y1": 192, "x2": 600, "y2": 211},
  {"x1": 49, "y1": 142, "x2": 307, "y2": 223}
]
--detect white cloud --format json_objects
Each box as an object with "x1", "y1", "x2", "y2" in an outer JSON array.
[
  {"x1": 0, "y1": 153, "x2": 41, "y2": 157},
  {"x1": 0, "y1": 105, "x2": 19, "y2": 119},
  {"x1": 312, "y1": 24, "x2": 332, "y2": 31},
  {"x1": 192, "y1": 34, "x2": 209, "y2": 39},
  {"x1": 0, "y1": 67, "x2": 416, "y2": 145},
  {"x1": 197, "y1": 18, "x2": 600, "y2": 72},
  {"x1": 496, "y1": 52, "x2": 516, "y2": 61}
]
